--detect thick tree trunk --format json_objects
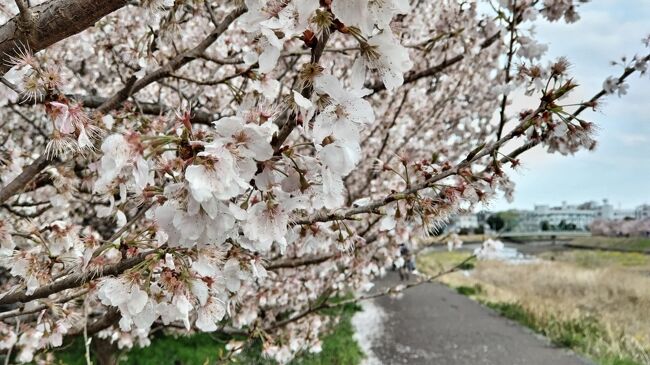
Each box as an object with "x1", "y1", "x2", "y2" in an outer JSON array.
[
  {"x1": 0, "y1": 0, "x2": 128, "y2": 75},
  {"x1": 91, "y1": 336, "x2": 120, "y2": 365}
]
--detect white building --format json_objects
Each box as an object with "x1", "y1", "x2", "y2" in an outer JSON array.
[
  {"x1": 455, "y1": 214, "x2": 479, "y2": 229},
  {"x1": 448, "y1": 213, "x2": 479, "y2": 231},
  {"x1": 534, "y1": 204, "x2": 594, "y2": 229},
  {"x1": 516, "y1": 200, "x2": 640, "y2": 231},
  {"x1": 636, "y1": 205, "x2": 650, "y2": 220}
]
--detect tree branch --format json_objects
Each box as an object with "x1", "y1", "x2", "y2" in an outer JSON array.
[
  {"x1": 0, "y1": 249, "x2": 158, "y2": 306},
  {"x1": 14, "y1": 0, "x2": 34, "y2": 31},
  {"x1": 0, "y1": 0, "x2": 129, "y2": 75},
  {"x1": 270, "y1": 32, "x2": 330, "y2": 151},
  {"x1": 495, "y1": 53, "x2": 650, "y2": 169},
  {"x1": 0, "y1": 154, "x2": 50, "y2": 204},
  {"x1": 496, "y1": 7, "x2": 518, "y2": 143},
  {"x1": 73, "y1": 94, "x2": 214, "y2": 125},
  {"x1": 295, "y1": 103, "x2": 548, "y2": 226},
  {"x1": 94, "y1": 6, "x2": 246, "y2": 114},
  {"x1": 266, "y1": 254, "x2": 336, "y2": 271},
  {"x1": 367, "y1": 32, "x2": 501, "y2": 93},
  {"x1": 0, "y1": 289, "x2": 87, "y2": 321}
]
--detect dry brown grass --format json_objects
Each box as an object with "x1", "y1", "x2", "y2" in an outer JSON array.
[
  {"x1": 419, "y1": 250, "x2": 650, "y2": 364},
  {"x1": 467, "y1": 262, "x2": 650, "y2": 340},
  {"x1": 571, "y1": 237, "x2": 650, "y2": 252}
]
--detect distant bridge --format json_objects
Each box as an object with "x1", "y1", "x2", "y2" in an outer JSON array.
[{"x1": 498, "y1": 231, "x2": 591, "y2": 239}]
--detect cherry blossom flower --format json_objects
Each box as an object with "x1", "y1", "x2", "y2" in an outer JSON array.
[
  {"x1": 261, "y1": 0, "x2": 320, "y2": 36},
  {"x1": 185, "y1": 144, "x2": 246, "y2": 202},
  {"x1": 252, "y1": 74, "x2": 281, "y2": 98},
  {"x1": 354, "y1": 30, "x2": 414, "y2": 90},
  {"x1": 313, "y1": 74, "x2": 374, "y2": 145},
  {"x1": 603, "y1": 76, "x2": 629, "y2": 97},
  {"x1": 332, "y1": 0, "x2": 409, "y2": 36},
  {"x1": 94, "y1": 134, "x2": 135, "y2": 193},
  {"x1": 48, "y1": 102, "x2": 74, "y2": 134},
  {"x1": 473, "y1": 239, "x2": 505, "y2": 259},
  {"x1": 196, "y1": 297, "x2": 227, "y2": 332},
  {"x1": 244, "y1": 27, "x2": 284, "y2": 74},
  {"x1": 213, "y1": 116, "x2": 276, "y2": 161},
  {"x1": 242, "y1": 200, "x2": 291, "y2": 253}
]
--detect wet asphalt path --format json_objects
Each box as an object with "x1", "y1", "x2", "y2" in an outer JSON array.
[{"x1": 365, "y1": 272, "x2": 593, "y2": 365}]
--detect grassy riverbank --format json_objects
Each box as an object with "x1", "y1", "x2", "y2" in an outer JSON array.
[
  {"x1": 418, "y1": 250, "x2": 650, "y2": 365},
  {"x1": 569, "y1": 236, "x2": 650, "y2": 252}
]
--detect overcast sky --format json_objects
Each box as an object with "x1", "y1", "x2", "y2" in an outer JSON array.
[{"x1": 490, "y1": 0, "x2": 650, "y2": 211}]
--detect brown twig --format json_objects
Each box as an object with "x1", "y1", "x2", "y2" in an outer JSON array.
[
  {"x1": 266, "y1": 254, "x2": 336, "y2": 271},
  {"x1": 496, "y1": 5, "x2": 518, "y2": 142}
]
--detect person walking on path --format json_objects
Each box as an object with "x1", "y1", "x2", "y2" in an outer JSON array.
[{"x1": 398, "y1": 243, "x2": 416, "y2": 281}]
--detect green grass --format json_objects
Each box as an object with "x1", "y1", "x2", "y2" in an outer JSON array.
[
  {"x1": 120, "y1": 333, "x2": 229, "y2": 365},
  {"x1": 52, "y1": 332, "x2": 233, "y2": 365},
  {"x1": 509, "y1": 236, "x2": 574, "y2": 243},
  {"x1": 48, "y1": 303, "x2": 364, "y2": 365},
  {"x1": 484, "y1": 302, "x2": 645, "y2": 365},
  {"x1": 571, "y1": 237, "x2": 650, "y2": 253},
  {"x1": 455, "y1": 285, "x2": 482, "y2": 296},
  {"x1": 416, "y1": 251, "x2": 474, "y2": 274},
  {"x1": 291, "y1": 305, "x2": 364, "y2": 365},
  {"x1": 483, "y1": 302, "x2": 538, "y2": 330}
]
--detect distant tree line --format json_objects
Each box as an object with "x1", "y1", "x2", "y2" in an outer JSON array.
[{"x1": 487, "y1": 211, "x2": 520, "y2": 232}]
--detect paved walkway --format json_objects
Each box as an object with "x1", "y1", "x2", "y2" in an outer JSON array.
[{"x1": 353, "y1": 272, "x2": 593, "y2": 365}]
